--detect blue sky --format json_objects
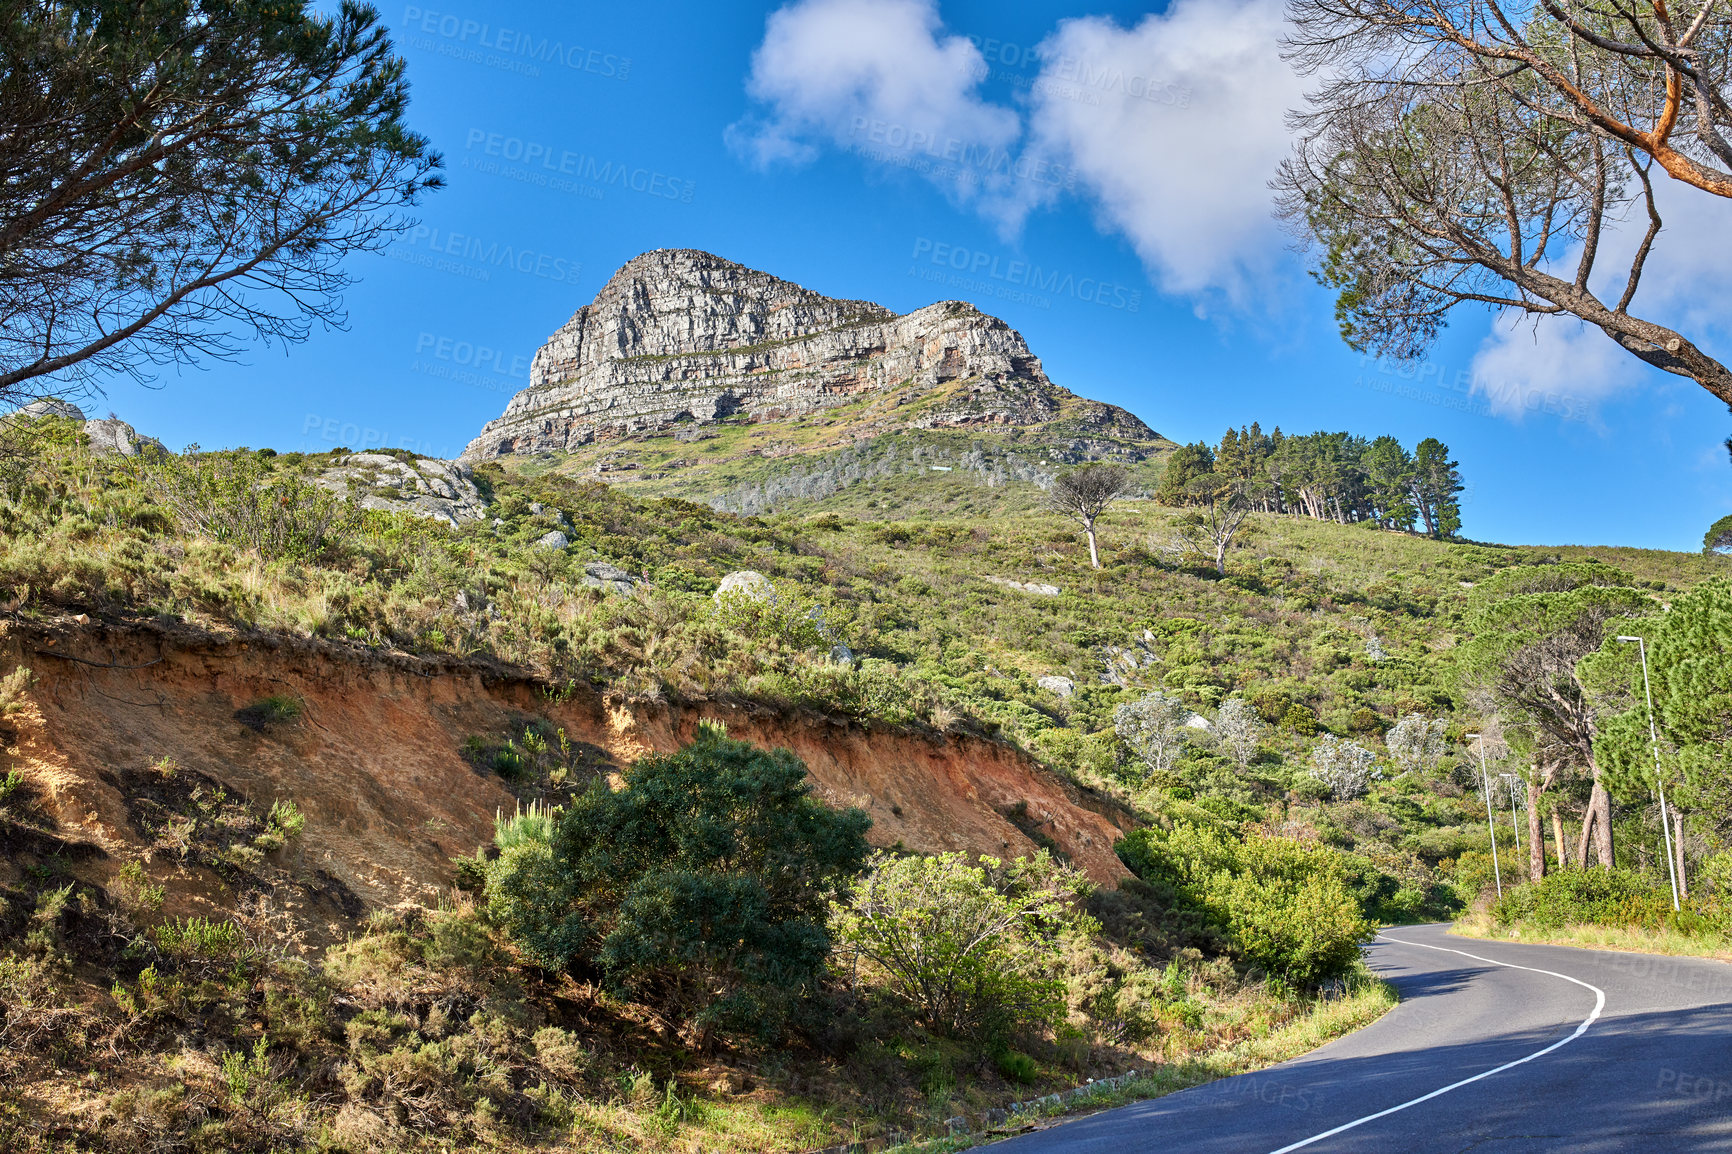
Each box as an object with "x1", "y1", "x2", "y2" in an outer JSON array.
[{"x1": 93, "y1": 0, "x2": 1732, "y2": 551}]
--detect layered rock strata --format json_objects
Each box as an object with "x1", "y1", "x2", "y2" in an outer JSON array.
[{"x1": 461, "y1": 249, "x2": 1152, "y2": 461}]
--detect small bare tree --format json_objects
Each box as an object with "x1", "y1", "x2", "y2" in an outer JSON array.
[
  {"x1": 1171, "y1": 475, "x2": 1261, "y2": 574},
  {"x1": 1048, "y1": 464, "x2": 1131, "y2": 569},
  {"x1": 1386, "y1": 714, "x2": 1450, "y2": 776},
  {"x1": 1115, "y1": 692, "x2": 1193, "y2": 776},
  {"x1": 1214, "y1": 697, "x2": 1264, "y2": 770},
  {"x1": 1279, "y1": 0, "x2": 1732, "y2": 405},
  {"x1": 0, "y1": 4, "x2": 442, "y2": 403},
  {"x1": 1310, "y1": 735, "x2": 1383, "y2": 800}
]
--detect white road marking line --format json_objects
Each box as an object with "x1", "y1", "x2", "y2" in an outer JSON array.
[{"x1": 1265, "y1": 933, "x2": 1607, "y2": 1154}]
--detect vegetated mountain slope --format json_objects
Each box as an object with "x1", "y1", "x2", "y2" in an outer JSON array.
[
  {"x1": 615, "y1": 462, "x2": 1720, "y2": 916},
  {"x1": 0, "y1": 417, "x2": 1721, "y2": 1153},
  {"x1": 7, "y1": 419, "x2": 1718, "y2": 924},
  {"x1": 0, "y1": 431, "x2": 1403, "y2": 1154}
]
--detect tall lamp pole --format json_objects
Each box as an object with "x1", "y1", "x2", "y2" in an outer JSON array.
[
  {"x1": 1469, "y1": 732, "x2": 1501, "y2": 898},
  {"x1": 1616, "y1": 635, "x2": 1681, "y2": 912}
]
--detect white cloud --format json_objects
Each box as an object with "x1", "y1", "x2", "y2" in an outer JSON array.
[
  {"x1": 1470, "y1": 314, "x2": 1637, "y2": 422},
  {"x1": 728, "y1": 0, "x2": 1732, "y2": 392},
  {"x1": 725, "y1": 0, "x2": 1019, "y2": 202},
  {"x1": 728, "y1": 0, "x2": 1306, "y2": 300},
  {"x1": 1000, "y1": 0, "x2": 1306, "y2": 299}
]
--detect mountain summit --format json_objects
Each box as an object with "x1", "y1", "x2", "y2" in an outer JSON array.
[{"x1": 460, "y1": 249, "x2": 1154, "y2": 462}]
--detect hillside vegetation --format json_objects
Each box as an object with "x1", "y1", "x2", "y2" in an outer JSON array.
[{"x1": 0, "y1": 414, "x2": 1725, "y2": 1152}]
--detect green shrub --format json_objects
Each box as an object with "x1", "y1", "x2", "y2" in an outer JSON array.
[
  {"x1": 1490, "y1": 869, "x2": 1704, "y2": 932},
  {"x1": 711, "y1": 581, "x2": 832, "y2": 651},
  {"x1": 1116, "y1": 824, "x2": 1372, "y2": 984},
  {"x1": 0, "y1": 665, "x2": 33, "y2": 717},
  {"x1": 993, "y1": 1048, "x2": 1041, "y2": 1084},
  {"x1": 110, "y1": 861, "x2": 166, "y2": 916},
  {"x1": 153, "y1": 916, "x2": 246, "y2": 961},
  {"x1": 235, "y1": 695, "x2": 302, "y2": 730},
  {"x1": 1281, "y1": 703, "x2": 1319, "y2": 735},
  {"x1": 830, "y1": 850, "x2": 1091, "y2": 1045},
  {"x1": 267, "y1": 798, "x2": 305, "y2": 837},
  {"x1": 493, "y1": 800, "x2": 558, "y2": 850},
  {"x1": 485, "y1": 724, "x2": 871, "y2": 1039},
  {"x1": 137, "y1": 450, "x2": 360, "y2": 562}
]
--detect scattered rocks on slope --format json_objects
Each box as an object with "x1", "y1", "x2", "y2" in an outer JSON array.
[
  {"x1": 1101, "y1": 631, "x2": 1163, "y2": 687},
  {"x1": 312, "y1": 452, "x2": 488, "y2": 529},
  {"x1": 583, "y1": 562, "x2": 638, "y2": 594},
  {"x1": 528, "y1": 502, "x2": 571, "y2": 527},
  {"x1": 985, "y1": 575, "x2": 1062, "y2": 597},
  {"x1": 1037, "y1": 675, "x2": 1075, "y2": 698},
  {"x1": 535, "y1": 530, "x2": 570, "y2": 549},
  {"x1": 715, "y1": 570, "x2": 775, "y2": 602}
]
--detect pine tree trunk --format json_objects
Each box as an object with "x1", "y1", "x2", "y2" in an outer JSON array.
[
  {"x1": 1412, "y1": 485, "x2": 1435, "y2": 536},
  {"x1": 1527, "y1": 781, "x2": 1547, "y2": 881},
  {"x1": 1575, "y1": 802, "x2": 1594, "y2": 870},
  {"x1": 1587, "y1": 779, "x2": 1615, "y2": 868},
  {"x1": 1586, "y1": 783, "x2": 1614, "y2": 862},
  {"x1": 1552, "y1": 809, "x2": 1569, "y2": 871}
]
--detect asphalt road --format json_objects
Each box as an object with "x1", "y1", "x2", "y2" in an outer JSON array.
[{"x1": 991, "y1": 923, "x2": 1732, "y2": 1152}]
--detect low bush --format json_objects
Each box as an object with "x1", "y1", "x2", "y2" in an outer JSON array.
[
  {"x1": 830, "y1": 850, "x2": 1092, "y2": 1046},
  {"x1": 1116, "y1": 824, "x2": 1372, "y2": 985},
  {"x1": 486, "y1": 724, "x2": 871, "y2": 1041},
  {"x1": 235, "y1": 694, "x2": 302, "y2": 730},
  {"x1": 136, "y1": 450, "x2": 361, "y2": 563},
  {"x1": 1491, "y1": 869, "x2": 1723, "y2": 934}
]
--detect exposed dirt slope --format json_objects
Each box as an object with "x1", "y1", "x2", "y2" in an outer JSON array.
[{"x1": 2, "y1": 619, "x2": 1131, "y2": 935}]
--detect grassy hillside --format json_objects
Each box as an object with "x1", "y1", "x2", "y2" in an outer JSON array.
[{"x1": 0, "y1": 417, "x2": 1724, "y2": 1152}]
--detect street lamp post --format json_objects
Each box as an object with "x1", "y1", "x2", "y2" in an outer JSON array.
[
  {"x1": 1468, "y1": 732, "x2": 1501, "y2": 899},
  {"x1": 1616, "y1": 635, "x2": 1681, "y2": 913}
]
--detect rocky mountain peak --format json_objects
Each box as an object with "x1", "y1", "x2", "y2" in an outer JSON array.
[{"x1": 460, "y1": 250, "x2": 1154, "y2": 461}]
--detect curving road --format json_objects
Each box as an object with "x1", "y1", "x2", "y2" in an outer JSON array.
[{"x1": 991, "y1": 923, "x2": 1732, "y2": 1152}]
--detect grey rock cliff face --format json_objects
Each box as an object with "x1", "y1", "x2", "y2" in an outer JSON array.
[{"x1": 461, "y1": 249, "x2": 1152, "y2": 461}]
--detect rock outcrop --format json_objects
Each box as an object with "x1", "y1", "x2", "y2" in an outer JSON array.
[
  {"x1": 461, "y1": 249, "x2": 1153, "y2": 461},
  {"x1": 583, "y1": 562, "x2": 639, "y2": 594},
  {"x1": 8, "y1": 400, "x2": 166, "y2": 457},
  {"x1": 311, "y1": 452, "x2": 487, "y2": 529},
  {"x1": 985, "y1": 575, "x2": 1062, "y2": 597},
  {"x1": 83, "y1": 416, "x2": 164, "y2": 458},
  {"x1": 17, "y1": 398, "x2": 86, "y2": 421}
]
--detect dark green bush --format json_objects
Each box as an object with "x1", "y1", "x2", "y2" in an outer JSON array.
[
  {"x1": 994, "y1": 1049, "x2": 1041, "y2": 1084},
  {"x1": 486, "y1": 724, "x2": 871, "y2": 1040}
]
